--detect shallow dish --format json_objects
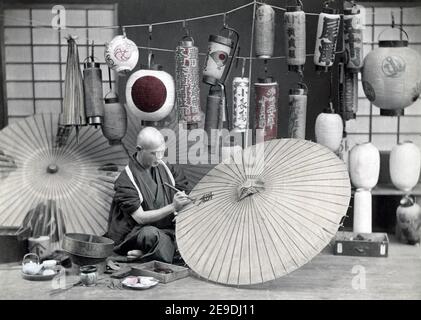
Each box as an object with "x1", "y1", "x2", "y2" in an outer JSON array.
[{"x1": 121, "y1": 276, "x2": 159, "y2": 290}]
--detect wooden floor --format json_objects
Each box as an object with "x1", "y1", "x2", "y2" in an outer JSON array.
[{"x1": 0, "y1": 235, "x2": 420, "y2": 300}]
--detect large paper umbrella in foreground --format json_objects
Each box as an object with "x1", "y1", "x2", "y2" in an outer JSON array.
[
  {"x1": 0, "y1": 113, "x2": 128, "y2": 235},
  {"x1": 176, "y1": 139, "x2": 351, "y2": 286}
]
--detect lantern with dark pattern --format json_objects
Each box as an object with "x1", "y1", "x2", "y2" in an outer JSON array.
[
  {"x1": 125, "y1": 66, "x2": 175, "y2": 121},
  {"x1": 284, "y1": 3, "x2": 306, "y2": 73}
]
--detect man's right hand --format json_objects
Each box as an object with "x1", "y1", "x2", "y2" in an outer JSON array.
[{"x1": 173, "y1": 191, "x2": 191, "y2": 211}]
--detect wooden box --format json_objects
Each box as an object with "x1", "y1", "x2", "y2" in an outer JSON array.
[
  {"x1": 0, "y1": 226, "x2": 30, "y2": 263},
  {"x1": 333, "y1": 231, "x2": 389, "y2": 257},
  {"x1": 131, "y1": 260, "x2": 190, "y2": 283}
]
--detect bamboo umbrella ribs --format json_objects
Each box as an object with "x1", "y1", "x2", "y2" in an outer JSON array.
[
  {"x1": 0, "y1": 114, "x2": 128, "y2": 236},
  {"x1": 176, "y1": 139, "x2": 351, "y2": 286}
]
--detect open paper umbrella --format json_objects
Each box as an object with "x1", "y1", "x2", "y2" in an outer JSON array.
[
  {"x1": 176, "y1": 139, "x2": 351, "y2": 286},
  {"x1": 0, "y1": 113, "x2": 128, "y2": 235}
]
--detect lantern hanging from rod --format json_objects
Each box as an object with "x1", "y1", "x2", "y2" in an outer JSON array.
[
  {"x1": 315, "y1": 104, "x2": 343, "y2": 153},
  {"x1": 389, "y1": 141, "x2": 421, "y2": 193},
  {"x1": 284, "y1": 0, "x2": 306, "y2": 73},
  {"x1": 62, "y1": 35, "x2": 86, "y2": 138},
  {"x1": 343, "y1": 5, "x2": 364, "y2": 72},
  {"x1": 204, "y1": 84, "x2": 226, "y2": 154},
  {"x1": 362, "y1": 27, "x2": 421, "y2": 116},
  {"x1": 287, "y1": 82, "x2": 307, "y2": 139},
  {"x1": 202, "y1": 24, "x2": 239, "y2": 86},
  {"x1": 83, "y1": 42, "x2": 105, "y2": 127},
  {"x1": 314, "y1": 3, "x2": 340, "y2": 72},
  {"x1": 175, "y1": 35, "x2": 201, "y2": 129},
  {"x1": 255, "y1": 76, "x2": 279, "y2": 141},
  {"x1": 102, "y1": 68, "x2": 127, "y2": 146},
  {"x1": 104, "y1": 33, "x2": 139, "y2": 74},
  {"x1": 125, "y1": 56, "x2": 175, "y2": 122},
  {"x1": 232, "y1": 77, "x2": 249, "y2": 133},
  {"x1": 339, "y1": 63, "x2": 358, "y2": 120},
  {"x1": 255, "y1": 4, "x2": 275, "y2": 59}
]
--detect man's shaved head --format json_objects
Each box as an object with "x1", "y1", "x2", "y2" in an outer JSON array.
[{"x1": 136, "y1": 127, "x2": 165, "y2": 151}]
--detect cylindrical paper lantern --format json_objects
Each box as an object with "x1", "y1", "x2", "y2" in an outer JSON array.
[
  {"x1": 353, "y1": 189, "x2": 372, "y2": 233},
  {"x1": 362, "y1": 31, "x2": 421, "y2": 116},
  {"x1": 340, "y1": 70, "x2": 358, "y2": 120},
  {"x1": 83, "y1": 59, "x2": 104, "y2": 126},
  {"x1": 287, "y1": 83, "x2": 307, "y2": 139},
  {"x1": 102, "y1": 91, "x2": 127, "y2": 145},
  {"x1": 203, "y1": 35, "x2": 234, "y2": 85},
  {"x1": 390, "y1": 141, "x2": 421, "y2": 192},
  {"x1": 232, "y1": 77, "x2": 249, "y2": 133},
  {"x1": 284, "y1": 4, "x2": 306, "y2": 72},
  {"x1": 314, "y1": 7, "x2": 340, "y2": 72},
  {"x1": 255, "y1": 77, "x2": 278, "y2": 141},
  {"x1": 315, "y1": 108, "x2": 343, "y2": 153},
  {"x1": 255, "y1": 4, "x2": 275, "y2": 59},
  {"x1": 343, "y1": 8, "x2": 364, "y2": 71},
  {"x1": 175, "y1": 36, "x2": 201, "y2": 127},
  {"x1": 349, "y1": 142, "x2": 380, "y2": 190},
  {"x1": 125, "y1": 67, "x2": 175, "y2": 122},
  {"x1": 104, "y1": 35, "x2": 139, "y2": 73},
  {"x1": 205, "y1": 85, "x2": 224, "y2": 153}
]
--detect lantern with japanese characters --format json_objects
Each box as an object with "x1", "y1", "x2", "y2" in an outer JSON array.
[
  {"x1": 362, "y1": 29, "x2": 421, "y2": 116},
  {"x1": 255, "y1": 77, "x2": 278, "y2": 141},
  {"x1": 284, "y1": 3, "x2": 306, "y2": 72},
  {"x1": 343, "y1": 7, "x2": 364, "y2": 71},
  {"x1": 287, "y1": 83, "x2": 307, "y2": 139},
  {"x1": 175, "y1": 36, "x2": 201, "y2": 128},
  {"x1": 255, "y1": 4, "x2": 275, "y2": 59},
  {"x1": 314, "y1": 6, "x2": 340, "y2": 72},
  {"x1": 232, "y1": 77, "x2": 249, "y2": 133}
]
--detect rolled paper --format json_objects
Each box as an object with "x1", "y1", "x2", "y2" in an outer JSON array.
[
  {"x1": 203, "y1": 35, "x2": 233, "y2": 85},
  {"x1": 83, "y1": 61, "x2": 104, "y2": 126},
  {"x1": 343, "y1": 8, "x2": 364, "y2": 71},
  {"x1": 255, "y1": 4, "x2": 275, "y2": 59},
  {"x1": 255, "y1": 77, "x2": 278, "y2": 141},
  {"x1": 288, "y1": 87, "x2": 307, "y2": 139},
  {"x1": 232, "y1": 77, "x2": 249, "y2": 133},
  {"x1": 175, "y1": 37, "x2": 201, "y2": 127},
  {"x1": 314, "y1": 7, "x2": 340, "y2": 72},
  {"x1": 353, "y1": 189, "x2": 372, "y2": 233},
  {"x1": 284, "y1": 5, "x2": 306, "y2": 72}
]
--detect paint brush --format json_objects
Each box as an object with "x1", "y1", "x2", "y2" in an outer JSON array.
[{"x1": 163, "y1": 182, "x2": 195, "y2": 202}]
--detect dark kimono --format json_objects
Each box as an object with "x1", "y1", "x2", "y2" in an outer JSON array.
[{"x1": 106, "y1": 153, "x2": 189, "y2": 263}]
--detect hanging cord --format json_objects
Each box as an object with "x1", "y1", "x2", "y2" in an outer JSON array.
[
  {"x1": 247, "y1": 0, "x2": 258, "y2": 147},
  {"x1": 148, "y1": 25, "x2": 153, "y2": 69}
]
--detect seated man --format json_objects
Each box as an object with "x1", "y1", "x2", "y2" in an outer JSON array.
[{"x1": 107, "y1": 127, "x2": 191, "y2": 263}]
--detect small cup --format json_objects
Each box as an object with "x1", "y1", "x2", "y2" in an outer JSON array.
[{"x1": 79, "y1": 265, "x2": 98, "y2": 287}]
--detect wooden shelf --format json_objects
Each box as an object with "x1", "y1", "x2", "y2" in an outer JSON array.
[{"x1": 352, "y1": 184, "x2": 421, "y2": 196}]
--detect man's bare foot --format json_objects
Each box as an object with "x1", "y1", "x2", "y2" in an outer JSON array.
[{"x1": 127, "y1": 250, "x2": 143, "y2": 259}]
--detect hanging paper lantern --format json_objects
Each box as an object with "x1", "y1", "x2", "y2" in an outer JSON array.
[
  {"x1": 313, "y1": 6, "x2": 340, "y2": 72},
  {"x1": 83, "y1": 46, "x2": 104, "y2": 126},
  {"x1": 203, "y1": 35, "x2": 233, "y2": 85},
  {"x1": 255, "y1": 4, "x2": 275, "y2": 59},
  {"x1": 349, "y1": 142, "x2": 380, "y2": 190},
  {"x1": 284, "y1": 3, "x2": 306, "y2": 72},
  {"x1": 205, "y1": 85, "x2": 225, "y2": 153},
  {"x1": 125, "y1": 67, "x2": 175, "y2": 122},
  {"x1": 255, "y1": 77, "x2": 278, "y2": 141},
  {"x1": 104, "y1": 35, "x2": 139, "y2": 73},
  {"x1": 390, "y1": 141, "x2": 421, "y2": 192},
  {"x1": 102, "y1": 91, "x2": 127, "y2": 145},
  {"x1": 232, "y1": 77, "x2": 249, "y2": 133},
  {"x1": 287, "y1": 83, "x2": 307, "y2": 139},
  {"x1": 339, "y1": 69, "x2": 358, "y2": 120},
  {"x1": 175, "y1": 36, "x2": 201, "y2": 127},
  {"x1": 315, "y1": 108, "x2": 343, "y2": 153},
  {"x1": 353, "y1": 189, "x2": 372, "y2": 233},
  {"x1": 362, "y1": 31, "x2": 421, "y2": 116},
  {"x1": 343, "y1": 7, "x2": 364, "y2": 71}
]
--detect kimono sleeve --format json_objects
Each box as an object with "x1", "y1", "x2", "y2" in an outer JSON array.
[{"x1": 113, "y1": 173, "x2": 142, "y2": 216}]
